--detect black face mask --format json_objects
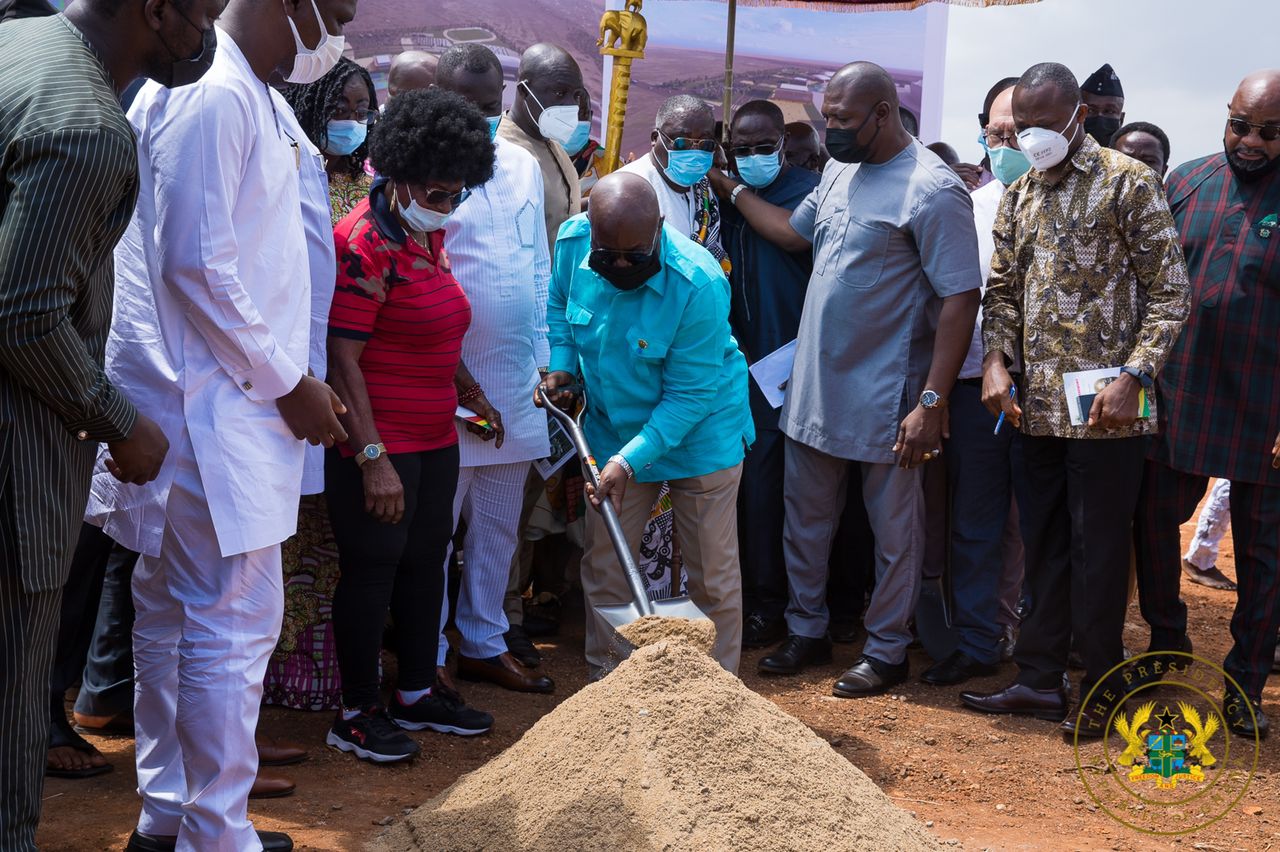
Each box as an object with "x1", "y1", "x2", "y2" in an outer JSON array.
[
  {"x1": 826, "y1": 108, "x2": 881, "y2": 165},
  {"x1": 154, "y1": 16, "x2": 217, "y2": 89},
  {"x1": 1085, "y1": 115, "x2": 1122, "y2": 146},
  {"x1": 1226, "y1": 142, "x2": 1280, "y2": 184},
  {"x1": 590, "y1": 250, "x2": 662, "y2": 291}
]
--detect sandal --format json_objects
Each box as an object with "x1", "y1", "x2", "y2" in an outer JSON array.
[{"x1": 47, "y1": 719, "x2": 112, "y2": 779}]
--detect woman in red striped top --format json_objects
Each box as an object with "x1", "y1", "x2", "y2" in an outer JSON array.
[{"x1": 324, "y1": 89, "x2": 501, "y2": 764}]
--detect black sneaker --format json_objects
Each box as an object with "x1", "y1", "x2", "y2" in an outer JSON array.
[
  {"x1": 390, "y1": 685, "x2": 493, "y2": 736},
  {"x1": 326, "y1": 705, "x2": 419, "y2": 764}
]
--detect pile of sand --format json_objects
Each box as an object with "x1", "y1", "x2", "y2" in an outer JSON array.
[
  {"x1": 617, "y1": 614, "x2": 717, "y2": 654},
  {"x1": 375, "y1": 621, "x2": 937, "y2": 852}
]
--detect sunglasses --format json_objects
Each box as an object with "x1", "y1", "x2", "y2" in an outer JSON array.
[
  {"x1": 418, "y1": 187, "x2": 471, "y2": 207},
  {"x1": 659, "y1": 130, "x2": 717, "y2": 153},
  {"x1": 1228, "y1": 116, "x2": 1280, "y2": 142},
  {"x1": 590, "y1": 227, "x2": 661, "y2": 267},
  {"x1": 728, "y1": 139, "x2": 784, "y2": 159}
]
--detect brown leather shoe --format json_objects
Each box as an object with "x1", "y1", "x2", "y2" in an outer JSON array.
[
  {"x1": 256, "y1": 733, "x2": 308, "y2": 767},
  {"x1": 457, "y1": 652, "x2": 554, "y2": 694},
  {"x1": 249, "y1": 769, "x2": 296, "y2": 799},
  {"x1": 960, "y1": 681, "x2": 1068, "y2": 721}
]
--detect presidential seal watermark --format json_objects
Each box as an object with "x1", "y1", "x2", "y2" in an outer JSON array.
[{"x1": 1071, "y1": 651, "x2": 1260, "y2": 835}]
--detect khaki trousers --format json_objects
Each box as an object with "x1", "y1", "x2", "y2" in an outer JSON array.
[{"x1": 581, "y1": 463, "x2": 744, "y2": 677}]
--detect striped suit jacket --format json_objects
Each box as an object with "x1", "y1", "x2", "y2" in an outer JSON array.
[{"x1": 0, "y1": 15, "x2": 139, "y2": 592}]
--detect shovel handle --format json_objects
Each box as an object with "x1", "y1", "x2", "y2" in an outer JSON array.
[{"x1": 538, "y1": 386, "x2": 655, "y2": 616}]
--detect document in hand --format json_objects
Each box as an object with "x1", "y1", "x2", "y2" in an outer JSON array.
[
  {"x1": 1062, "y1": 367, "x2": 1149, "y2": 427},
  {"x1": 749, "y1": 340, "x2": 798, "y2": 410}
]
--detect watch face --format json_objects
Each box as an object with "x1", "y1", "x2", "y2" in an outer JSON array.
[
  {"x1": 363, "y1": 445, "x2": 379, "y2": 460},
  {"x1": 921, "y1": 390, "x2": 940, "y2": 408}
]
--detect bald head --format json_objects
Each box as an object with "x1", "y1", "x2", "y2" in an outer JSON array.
[
  {"x1": 1226, "y1": 69, "x2": 1280, "y2": 177},
  {"x1": 388, "y1": 51, "x2": 438, "y2": 99},
  {"x1": 519, "y1": 42, "x2": 583, "y2": 83},
  {"x1": 828, "y1": 62, "x2": 900, "y2": 111},
  {"x1": 588, "y1": 173, "x2": 661, "y2": 252}
]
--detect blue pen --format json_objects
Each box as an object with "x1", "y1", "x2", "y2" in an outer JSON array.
[{"x1": 994, "y1": 386, "x2": 1016, "y2": 436}]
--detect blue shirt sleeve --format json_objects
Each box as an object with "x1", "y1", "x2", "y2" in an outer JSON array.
[
  {"x1": 619, "y1": 275, "x2": 731, "y2": 471},
  {"x1": 788, "y1": 181, "x2": 822, "y2": 244},
  {"x1": 547, "y1": 231, "x2": 578, "y2": 375},
  {"x1": 911, "y1": 179, "x2": 983, "y2": 298}
]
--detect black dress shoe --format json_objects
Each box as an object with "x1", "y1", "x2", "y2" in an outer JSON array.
[
  {"x1": 1224, "y1": 691, "x2": 1270, "y2": 740},
  {"x1": 960, "y1": 681, "x2": 1068, "y2": 721},
  {"x1": 921, "y1": 650, "x2": 999, "y2": 686},
  {"x1": 125, "y1": 830, "x2": 293, "y2": 851},
  {"x1": 1060, "y1": 703, "x2": 1109, "y2": 739},
  {"x1": 742, "y1": 613, "x2": 786, "y2": 648},
  {"x1": 829, "y1": 619, "x2": 863, "y2": 645},
  {"x1": 758, "y1": 635, "x2": 832, "y2": 675},
  {"x1": 503, "y1": 625, "x2": 542, "y2": 668},
  {"x1": 833, "y1": 655, "x2": 908, "y2": 698}
]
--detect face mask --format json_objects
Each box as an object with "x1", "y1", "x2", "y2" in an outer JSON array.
[
  {"x1": 656, "y1": 134, "x2": 714, "y2": 187},
  {"x1": 1226, "y1": 141, "x2": 1280, "y2": 184},
  {"x1": 988, "y1": 145, "x2": 1031, "y2": 186},
  {"x1": 519, "y1": 80, "x2": 580, "y2": 145},
  {"x1": 826, "y1": 109, "x2": 881, "y2": 165},
  {"x1": 284, "y1": 0, "x2": 345, "y2": 85},
  {"x1": 590, "y1": 250, "x2": 662, "y2": 291},
  {"x1": 1085, "y1": 114, "x2": 1122, "y2": 146},
  {"x1": 486, "y1": 115, "x2": 502, "y2": 142},
  {"x1": 323, "y1": 119, "x2": 366, "y2": 156},
  {"x1": 563, "y1": 120, "x2": 592, "y2": 156},
  {"x1": 1017, "y1": 104, "x2": 1081, "y2": 171},
  {"x1": 736, "y1": 152, "x2": 783, "y2": 188},
  {"x1": 154, "y1": 13, "x2": 216, "y2": 88},
  {"x1": 396, "y1": 186, "x2": 452, "y2": 233},
  {"x1": 976, "y1": 130, "x2": 989, "y2": 153}
]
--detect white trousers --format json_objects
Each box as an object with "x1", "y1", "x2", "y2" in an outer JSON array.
[
  {"x1": 1184, "y1": 478, "x2": 1232, "y2": 571},
  {"x1": 132, "y1": 447, "x2": 284, "y2": 852},
  {"x1": 438, "y1": 462, "x2": 531, "y2": 662}
]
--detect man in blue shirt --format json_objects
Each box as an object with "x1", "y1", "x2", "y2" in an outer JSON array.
[
  {"x1": 542, "y1": 172, "x2": 753, "y2": 677},
  {"x1": 720, "y1": 101, "x2": 820, "y2": 648}
]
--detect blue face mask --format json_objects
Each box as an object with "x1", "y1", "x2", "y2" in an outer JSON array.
[
  {"x1": 988, "y1": 145, "x2": 1032, "y2": 186},
  {"x1": 486, "y1": 115, "x2": 501, "y2": 142},
  {"x1": 562, "y1": 120, "x2": 592, "y2": 156},
  {"x1": 736, "y1": 152, "x2": 783, "y2": 188},
  {"x1": 324, "y1": 119, "x2": 367, "y2": 156},
  {"x1": 658, "y1": 133, "x2": 714, "y2": 187}
]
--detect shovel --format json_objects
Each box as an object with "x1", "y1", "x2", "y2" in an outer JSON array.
[{"x1": 538, "y1": 386, "x2": 710, "y2": 632}]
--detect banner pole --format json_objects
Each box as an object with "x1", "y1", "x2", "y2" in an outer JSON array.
[{"x1": 720, "y1": 0, "x2": 737, "y2": 140}]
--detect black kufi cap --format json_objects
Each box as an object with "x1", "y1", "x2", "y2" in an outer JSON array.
[{"x1": 1082, "y1": 63, "x2": 1123, "y2": 98}]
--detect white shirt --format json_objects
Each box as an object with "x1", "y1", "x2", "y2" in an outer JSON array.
[
  {"x1": 445, "y1": 138, "x2": 551, "y2": 466},
  {"x1": 960, "y1": 178, "x2": 1005, "y2": 380},
  {"x1": 87, "y1": 30, "x2": 311, "y2": 558},
  {"x1": 297, "y1": 139, "x2": 336, "y2": 495},
  {"x1": 618, "y1": 153, "x2": 697, "y2": 238}
]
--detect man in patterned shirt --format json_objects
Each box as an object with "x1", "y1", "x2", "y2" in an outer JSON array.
[
  {"x1": 960, "y1": 63, "x2": 1190, "y2": 738},
  {"x1": 1135, "y1": 70, "x2": 1280, "y2": 740}
]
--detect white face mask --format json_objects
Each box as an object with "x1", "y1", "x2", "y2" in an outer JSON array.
[
  {"x1": 284, "y1": 0, "x2": 345, "y2": 85},
  {"x1": 396, "y1": 186, "x2": 452, "y2": 233},
  {"x1": 1016, "y1": 103, "x2": 1082, "y2": 171},
  {"x1": 520, "y1": 80, "x2": 580, "y2": 146}
]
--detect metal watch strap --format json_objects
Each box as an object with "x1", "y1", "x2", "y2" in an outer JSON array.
[
  {"x1": 608, "y1": 454, "x2": 634, "y2": 479},
  {"x1": 729, "y1": 183, "x2": 748, "y2": 206}
]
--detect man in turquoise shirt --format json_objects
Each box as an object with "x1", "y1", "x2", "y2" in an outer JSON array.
[{"x1": 542, "y1": 172, "x2": 752, "y2": 677}]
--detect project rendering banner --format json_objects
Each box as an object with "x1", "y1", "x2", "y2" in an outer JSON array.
[{"x1": 344, "y1": 0, "x2": 948, "y2": 160}]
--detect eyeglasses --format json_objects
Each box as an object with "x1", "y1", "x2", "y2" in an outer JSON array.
[
  {"x1": 333, "y1": 108, "x2": 378, "y2": 126},
  {"x1": 983, "y1": 129, "x2": 1018, "y2": 148},
  {"x1": 590, "y1": 227, "x2": 661, "y2": 268},
  {"x1": 1227, "y1": 115, "x2": 1280, "y2": 142},
  {"x1": 728, "y1": 139, "x2": 783, "y2": 159},
  {"x1": 418, "y1": 187, "x2": 471, "y2": 207},
  {"x1": 659, "y1": 130, "x2": 717, "y2": 153}
]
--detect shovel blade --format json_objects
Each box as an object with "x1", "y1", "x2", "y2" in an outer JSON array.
[
  {"x1": 594, "y1": 595, "x2": 711, "y2": 632},
  {"x1": 595, "y1": 601, "x2": 650, "y2": 631}
]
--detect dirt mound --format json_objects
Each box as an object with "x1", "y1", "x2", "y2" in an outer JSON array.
[
  {"x1": 617, "y1": 615, "x2": 716, "y2": 654},
  {"x1": 374, "y1": 637, "x2": 938, "y2": 852}
]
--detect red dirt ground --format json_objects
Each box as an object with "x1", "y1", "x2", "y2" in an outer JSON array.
[{"x1": 39, "y1": 510, "x2": 1278, "y2": 851}]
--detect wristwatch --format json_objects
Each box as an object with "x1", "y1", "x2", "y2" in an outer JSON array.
[
  {"x1": 729, "y1": 183, "x2": 749, "y2": 206},
  {"x1": 608, "y1": 454, "x2": 634, "y2": 479},
  {"x1": 355, "y1": 442, "x2": 386, "y2": 467},
  {"x1": 919, "y1": 390, "x2": 947, "y2": 410},
  {"x1": 1119, "y1": 366, "x2": 1155, "y2": 389}
]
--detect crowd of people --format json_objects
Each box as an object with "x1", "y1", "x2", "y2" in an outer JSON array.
[{"x1": 1, "y1": 0, "x2": 1278, "y2": 850}]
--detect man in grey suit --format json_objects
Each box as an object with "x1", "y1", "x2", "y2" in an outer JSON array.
[{"x1": 0, "y1": 1, "x2": 225, "y2": 845}]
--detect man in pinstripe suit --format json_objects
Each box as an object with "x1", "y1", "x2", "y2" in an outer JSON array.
[{"x1": 0, "y1": 2, "x2": 225, "y2": 846}]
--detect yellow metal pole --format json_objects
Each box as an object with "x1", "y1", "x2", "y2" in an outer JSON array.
[{"x1": 597, "y1": 1, "x2": 649, "y2": 176}]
